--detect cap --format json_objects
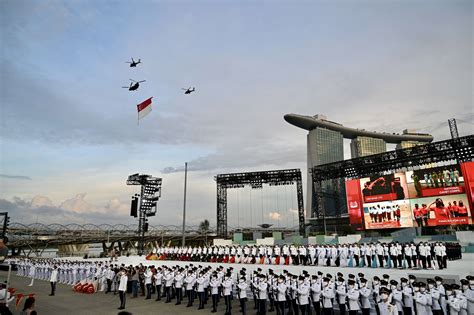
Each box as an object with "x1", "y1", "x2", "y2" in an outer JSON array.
[
  {"x1": 383, "y1": 274, "x2": 390, "y2": 279},
  {"x1": 434, "y1": 276, "x2": 443, "y2": 282},
  {"x1": 400, "y1": 277, "x2": 408, "y2": 283},
  {"x1": 408, "y1": 275, "x2": 416, "y2": 280},
  {"x1": 348, "y1": 274, "x2": 355, "y2": 279},
  {"x1": 348, "y1": 280, "x2": 356, "y2": 285},
  {"x1": 390, "y1": 280, "x2": 398, "y2": 285}
]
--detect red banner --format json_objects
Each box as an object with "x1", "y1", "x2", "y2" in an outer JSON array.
[
  {"x1": 364, "y1": 193, "x2": 397, "y2": 203},
  {"x1": 346, "y1": 179, "x2": 363, "y2": 228},
  {"x1": 420, "y1": 186, "x2": 465, "y2": 197},
  {"x1": 461, "y1": 162, "x2": 474, "y2": 216}
]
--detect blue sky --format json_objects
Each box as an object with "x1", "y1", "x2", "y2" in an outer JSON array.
[{"x1": 0, "y1": 0, "x2": 472, "y2": 227}]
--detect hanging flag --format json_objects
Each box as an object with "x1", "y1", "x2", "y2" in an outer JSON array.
[{"x1": 137, "y1": 97, "x2": 153, "y2": 121}]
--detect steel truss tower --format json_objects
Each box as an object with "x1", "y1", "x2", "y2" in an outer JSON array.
[{"x1": 215, "y1": 169, "x2": 305, "y2": 238}]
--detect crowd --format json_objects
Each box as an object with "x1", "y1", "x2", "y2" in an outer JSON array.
[
  {"x1": 7, "y1": 258, "x2": 474, "y2": 315},
  {"x1": 145, "y1": 242, "x2": 462, "y2": 270}
]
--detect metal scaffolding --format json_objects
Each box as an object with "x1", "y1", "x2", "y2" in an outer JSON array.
[{"x1": 215, "y1": 169, "x2": 305, "y2": 238}]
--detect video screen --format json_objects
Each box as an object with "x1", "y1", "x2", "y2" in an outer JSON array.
[
  {"x1": 409, "y1": 194, "x2": 472, "y2": 227},
  {"x1": 359, "y1": 173, "x2": 408, "y2": 203},
  {"x1": 406, "y1": 165, "x2": 464, "y2": 199},
  {"x1": 363, "y1": 200, "x2": 413, "y2": 229},
  {"x1": 347, "y1": 163, "x2": 473, "y2": 230}
]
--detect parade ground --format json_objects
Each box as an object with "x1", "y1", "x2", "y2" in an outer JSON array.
[
  {"x1": 3, "y1": 253, "x2": 473, "y2": 315},
  {"x1": 1, "y1": 272, "x2": 232, "y2": 315}
]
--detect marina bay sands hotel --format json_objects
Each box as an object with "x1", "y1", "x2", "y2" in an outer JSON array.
[{"x1": 284, "y1": 114, "x2": 434, "y2": 223}]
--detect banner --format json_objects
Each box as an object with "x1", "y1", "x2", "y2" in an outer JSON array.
[{"x1": 345, "y1": 179, "x2": 363, "y2": 228}]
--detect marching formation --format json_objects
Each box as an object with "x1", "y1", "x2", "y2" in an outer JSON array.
[
  {"x1": 8, "y1": 258, "x2": 474, "y2": 315},
  {"x1": 146, "y1": 241, "x2": 461, "y2": 270}
]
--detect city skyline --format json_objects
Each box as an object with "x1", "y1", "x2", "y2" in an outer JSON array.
[{"x1": 1, "y1": 0, "x2": 472, "y2": 227}]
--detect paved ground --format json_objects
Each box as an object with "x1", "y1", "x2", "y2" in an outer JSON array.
[{"x1": 0, "y1": 273, "x2": 233, "y2": 315}]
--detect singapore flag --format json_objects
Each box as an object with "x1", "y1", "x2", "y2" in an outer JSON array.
[{"x1": 137, "y1": 97, "x2": 153, "y2": 121}]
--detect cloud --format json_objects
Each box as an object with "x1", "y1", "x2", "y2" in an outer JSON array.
[
  {"x1": 0, "y1": 195, "x2": 131, "y2": 225},
  {"x1": 0, "y1": 174, "x2": 32, "y2": 180},
  {"x1": 268, "y1": 212, "x2": 281, "y2": 221}
]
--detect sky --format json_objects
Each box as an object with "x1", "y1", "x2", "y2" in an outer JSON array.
[{"x1": 0, "y1": 0, "x2": 472, "y2": 228}]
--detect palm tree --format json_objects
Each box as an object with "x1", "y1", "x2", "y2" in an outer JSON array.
[{"x1": 198, "y1": 219, "x2": 210, "y2": 245}]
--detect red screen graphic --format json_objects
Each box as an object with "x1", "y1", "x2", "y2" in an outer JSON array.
[
  {"x1": 461, "y1": 161, "x2": 474, "y2": 216},
  {"x1": 345, "y1": 179, "x2": 363, "y2": 228}
]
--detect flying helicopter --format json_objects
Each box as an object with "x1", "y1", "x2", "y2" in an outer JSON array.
[
  {"x1": 122, "y1": 79, "x2": 146, "y2": 91},
  {"x1": 182, "y1": 87, "x2": 195, "y2": 94},
  {"x1": 125, "y1": 58, "x2": 141, "y2": 67}
]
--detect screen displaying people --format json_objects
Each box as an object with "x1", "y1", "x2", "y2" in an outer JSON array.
[
  {"x1": 406, "y1": 165, "x2": 465, "y2": 198},
  {"x1": 363, "y1": 200, "x2": 414, "y2": 229},
  {"x1": 360, "y1": 173, "x2": 408, "y2": 203},
  {"x1": 409, "y1": 194, "x2": 472, "y2": 226}
]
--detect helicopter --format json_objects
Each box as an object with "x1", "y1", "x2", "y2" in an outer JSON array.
[
  {"x1": 182, "y1": 87, "x2": 195, "y2": 94},
  {"x1": 122, "y1": 79, "x2": 146, "y2": 91},
  {"x1": 125, "y1": 58, "x2": 141, "y2": 67}
]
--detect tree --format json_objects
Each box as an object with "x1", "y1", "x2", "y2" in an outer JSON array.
[{"x1": 198, "y1": 219, "x2": 210, "y2": 245}]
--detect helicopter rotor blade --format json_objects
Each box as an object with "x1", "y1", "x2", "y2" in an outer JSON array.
[
  {"x1": 130, "y1": 79, "x2": 136, "y2": 82},
  {"x1": 138, "y1": 80, "x2": 146, "y2": 83},
  {"x1": 122, "y1": 87, "x2": 129, "y2": 89}
]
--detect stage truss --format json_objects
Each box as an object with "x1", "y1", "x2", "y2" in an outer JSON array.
[
  {"x1": 215, "y1": 169, "x2": 305, "y2": 238},
  {"x1": 310, "y1": 135, "x2": 474, "y2": 224}
]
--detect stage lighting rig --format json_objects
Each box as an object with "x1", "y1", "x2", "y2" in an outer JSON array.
[{"x1": 126, "y1": 173, "x2": 162, "y2": 255}]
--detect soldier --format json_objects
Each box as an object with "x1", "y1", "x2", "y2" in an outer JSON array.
[
  {"x1": 223, "y1": 272, "x2": 233, "y2": 315},
  {"x1": 275, "y1": 275, "x2": 287, "y2": 315},
  {"x1": 311, "y1": 274, "x2": 322, "y2": 315},
  {"x1": 390, "y1": 280, "x2": 403, "y2": 315},
  {"x1": 257, "y1": 274, "x2": 268, "y2": 315},
  {"x1": 359, "y1": 278, "x2": 372, "y2": 315},
  {"x1": 378, "y1": 287, "x2": 398, "y2": 315},
  {"x1": 297, "y1": 275, "x2": 310, "y2": 315},
  {"x1": 401, "y1": 277, "x2": 414, "y2": 315},
  {"x1": 464, "y1": 276, "x2": 474, "y2": 315},
  {"x1": 336, "y1": 276, "x2": 347, "y2": 315},
  {"x1": 210, "y1": 273, "x2": 220, "y2": 313},
  {"x1": 446, "y1": 284, "x2": 461, "y2": 315},
  {"x1": 321, "y1": 277, "x2": 334, "y2": 315},
  {"x1": 427, "y1": 278, "x2": 442, "y2": 315},
  {"x1": 174, "y1": 268, "x2": 184, "y2": 305},
  {"x1": 347, "y1": 279, "x2": 360, "y2": 315},
  {"x1": 414, "y1": 282, "x2": 429, "y2": 315},
  {"x1": 237, "y1": 276, "x2": 248, "y2": 315}
]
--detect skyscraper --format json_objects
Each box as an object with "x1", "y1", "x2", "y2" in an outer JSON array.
[
  {"x1": 350, "y1": 136, "x2": 387, "y2": 158},
  {"x1": 307, "y1": 126, "x2": 345, "y2": 218}
]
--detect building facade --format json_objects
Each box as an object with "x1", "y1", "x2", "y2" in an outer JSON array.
[
  {"x1": 350, "y1": 136, "x2": 387, "y2": 158},
  {"x1": 307, "y1": 127, "x2": 345, "y2": 218}
]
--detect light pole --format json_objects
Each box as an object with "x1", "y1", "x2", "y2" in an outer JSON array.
[{"x1": 181, "y1": 162, "x2": 188, "y2": 247}]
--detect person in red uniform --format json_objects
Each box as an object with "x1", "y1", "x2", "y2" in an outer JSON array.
[
  {"x1": 413, "y1": 204, "x2": 423, "y2": 227},
  {"x1": 457, "y1": 201, "x2": 468, "y2": 217},
  {"x1": 419, "y1": 204, "x2": 429, "y2": 226},
  {"x1": 428, "y1": 198, "x2": 449, "y2": 224},
  {"x1": 451, "y1": 201, "x2": 460, "y2": 217}
]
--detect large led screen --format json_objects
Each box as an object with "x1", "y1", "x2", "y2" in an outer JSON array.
[{"x1": 347, "y1": 162, "x2": 473, "y2": 230}]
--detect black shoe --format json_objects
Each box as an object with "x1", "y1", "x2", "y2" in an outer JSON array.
[
  {"x1": 118, "y1": 307, "x2": 125, "y2": 310},
  {"x1": 49, "y1": 294, "x2": 54, "y2": 296},
  {"x1": 145, "y1": 297, "x2": 151, "y2": 300},
  {"x1": 198, "y1": 306, "x2": 204, "y2": 310},
  {"x1": 211, "y1": 310, "x2": 217, "y2": 313},
  {"x1": 155, "y1": 298, "x2": 161, "y2": 301}
]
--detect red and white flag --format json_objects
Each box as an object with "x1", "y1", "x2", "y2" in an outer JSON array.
[{"x1": 137, "y1": 97, "x2": 153, "y2": 121}]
